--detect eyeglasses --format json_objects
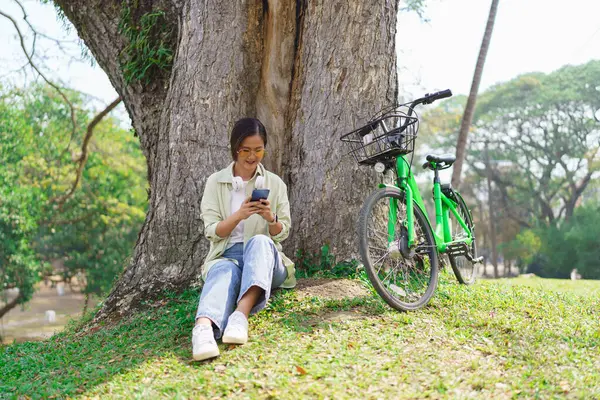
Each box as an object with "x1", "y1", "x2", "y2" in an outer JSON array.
[{"x1": 237, "y1": 148, "x2": 265, "y2": 157}]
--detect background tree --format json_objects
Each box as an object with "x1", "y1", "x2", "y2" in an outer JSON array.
[
  {"x1": 470, "y1": 61, "x2": 600, "y2": 226},
  {"x1": 0, "y1": 107, "x2": 41, "y2": 317},
  {"x1": 0, "y1": 84, "x2": 146, "y2": 317},
  {"x1": 421, "y1": 60, "x2": 600, "y2": 278},
  {"x1": 451, "y1": 0, "x2": 500, "y2": 188},
  {"x1": 519, "y1": 203, "x2": 600, "y2": 279}
]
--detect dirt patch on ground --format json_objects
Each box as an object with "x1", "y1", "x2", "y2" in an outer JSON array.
[
  {"x1": 294, "y1": 278, "x2": 369, "y2": 300},
  {"x1": 303, "y1": 309, "x2": 376, "y2": 329},
  {"x1": 317, "y1": 310, "x2": 369, "y2": 322}
]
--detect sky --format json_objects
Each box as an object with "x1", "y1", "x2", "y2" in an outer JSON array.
[
  {"x1": 397, "y1": 0, "x2": 600, "y2": 97},
  {"x1": 1, "y1": 0, "x2": 600, "y2": 109}
]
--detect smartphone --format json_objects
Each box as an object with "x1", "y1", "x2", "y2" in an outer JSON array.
[{"x1": 250, "y1": 188, "x2": 270, "y2": 202}]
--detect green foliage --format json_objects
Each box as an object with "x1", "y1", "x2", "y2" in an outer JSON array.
[
  {"x1": 526, "y1": 203, "x2": 600, "y2": 279},
  {"x1": 1, "y1": 279, "x2": 599, "y2": 397},
  {"x1": 0, "y1": 84, "x2": 147, "y2": 304},
  {"x1": 401, "y1": 0, "x2": 430, "y2": 21},
  {"x1": 295, "y1": 245, "x2": 362, "y2": 279},
  {"x1": 0, "y1": 189, "x2": 40, "y2": 302},
  {"x1": 564, "y1": 205, "x2": 600, "y2": 279},
  {"x1": 118, "y1": 3, "x2": 174, "y2": 84},
  {"x1": 503, "y1": 203, "x2": 600, "y2": 279},
  {"x1": 0, "y1": 89, "x2": 45, "y2": 302},
  {"x1": 40, "y1": 0, "x2": 70, "y2": 32},
  {"x1": 500, "y1": 229, "x2": 542, "y2": 272}
]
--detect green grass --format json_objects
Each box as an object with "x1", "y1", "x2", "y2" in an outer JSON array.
[
  {"x1": 495, "y1": 275, "x2": 600, "y2": 296},
  {"x1": 1, "y1": 274, "x2": 599, "y2": 399}
]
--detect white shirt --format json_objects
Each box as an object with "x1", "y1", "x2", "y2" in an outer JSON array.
[{"x1": 227, "y1": 180, "x2": 248, "y2": 248}]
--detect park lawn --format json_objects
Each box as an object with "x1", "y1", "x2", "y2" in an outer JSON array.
[{"x1": 1, "y1": 273, "x2": 599, "y2": 399}]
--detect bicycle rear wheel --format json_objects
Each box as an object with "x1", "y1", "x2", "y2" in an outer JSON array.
[
  {"x1": 448, "y1": 194, "x2": 478, "y2": 285},
  {"x1": 358, "y1": 187, "x2": 439, "y2": 311}
]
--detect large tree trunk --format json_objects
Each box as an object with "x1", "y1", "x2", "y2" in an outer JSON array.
[
  {"x1": 54, "y1": 0, "x2": 399, "y2": 321},
  {"x1": 451, "y1": 0, "x2": 499, "y2": 188}
]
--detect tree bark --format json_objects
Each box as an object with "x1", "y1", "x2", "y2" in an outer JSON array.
[
  {"x1": 564, "y1": 172, "x2": 593, "y2": 220},
  {"x1": 484, "y1": 141, "x2": 499, "y2": 278},
  {"x1": 284, "y1": 1, "x2": 398, "y2": 261},
  {"x1": 53, "y1": 0, "x2": 399, "y2": 322},
  {"x1": 451, "y1": 0, "x2": 499, "y2": 188}
]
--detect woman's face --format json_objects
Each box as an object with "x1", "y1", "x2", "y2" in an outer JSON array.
[{"x1": 235, "y1": 134, "x2": 265, "y2": 175}]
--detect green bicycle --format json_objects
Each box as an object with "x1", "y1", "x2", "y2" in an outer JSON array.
[{"x1": 341, "y1": 89, "x2": 483, "y2": 311}]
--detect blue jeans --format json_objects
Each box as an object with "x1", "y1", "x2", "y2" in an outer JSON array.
[{"x1": 196, "y1": 234, "x2": 288, "y2": 338}]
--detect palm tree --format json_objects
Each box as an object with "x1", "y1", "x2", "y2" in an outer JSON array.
[{"x1": 451, "y1": 0, "x2": 500, "y2": 188}]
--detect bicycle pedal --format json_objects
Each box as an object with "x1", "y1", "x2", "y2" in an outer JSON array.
[{"x1": 446, "y1": 243, "x2": 468, "y2": 257}]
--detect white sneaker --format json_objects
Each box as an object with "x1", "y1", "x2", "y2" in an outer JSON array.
[
  {"x1": 222, "y1": 311, "x2": 248, "y2": 344},
  {"x1": 192, "y1": 324, "x2": 219, "y2": 361}
]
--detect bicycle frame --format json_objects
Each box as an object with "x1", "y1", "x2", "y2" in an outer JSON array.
[{"x1": 382, "y1": 155, "x2": 473, "y2": 253}]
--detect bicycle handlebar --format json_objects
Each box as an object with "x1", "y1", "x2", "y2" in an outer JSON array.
[
  {"x1": 409, "y1": 89, "x2": 453, "y2": 109},
  {"x1": 396, "y1": 89, "x2": 453, "y2": 132},
  {"x1": 424, "y1": 89, "x2": 453, "y2": 104}
]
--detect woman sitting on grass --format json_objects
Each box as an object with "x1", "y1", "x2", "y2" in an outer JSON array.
[{"x1": 192, "y1": 118, "x2": 296, "y2": 361}]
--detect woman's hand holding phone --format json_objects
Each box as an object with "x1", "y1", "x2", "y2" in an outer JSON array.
[
  {"x1": 255, "y1": 199, "x2": 275, "y2": 223},
  {"x1": 234, "y1": 198, "x2": 262, "y2": 221}
]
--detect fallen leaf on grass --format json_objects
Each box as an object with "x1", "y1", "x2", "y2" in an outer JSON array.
[{"x1": 295, "y1": 366, "x2": 307, "y2": 375}]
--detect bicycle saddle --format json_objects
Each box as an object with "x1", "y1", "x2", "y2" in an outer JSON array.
[{"x1": 426, "y1": 154, "x2": 456, "y2": 165}]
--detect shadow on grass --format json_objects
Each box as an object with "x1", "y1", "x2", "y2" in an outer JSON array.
[
  {"x1": 265, "y1": 287, "x2": 389, "y2": 334},
  {"x1": 0, "y1": 283, "x2": 386, "y2": 398},
  {"x1": 0, "y1": 290, "x2": 204, "y2": 398}
]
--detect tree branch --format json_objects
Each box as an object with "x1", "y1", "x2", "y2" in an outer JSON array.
[
  {"x1": 11, "y1": 0, "x2": 38, "y2": 57},
  {"x1": 0, "y1": 290, "x2": 24, "y2": 319},
  {"x1": 51, "y1": 96, "x2": 122, "y2": 205}
]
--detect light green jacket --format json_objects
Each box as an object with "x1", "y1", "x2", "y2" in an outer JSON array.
[{"x1": 200, "y1": 162, "x2": 296, "y2": 288}]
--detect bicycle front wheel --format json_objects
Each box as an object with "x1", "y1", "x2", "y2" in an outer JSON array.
[
  {"x1": 358, "y1": 187, "x2": 439, "y2": 311},
  {"x1": 448, "y1": 193, "x2": 478, "y2": 285}
]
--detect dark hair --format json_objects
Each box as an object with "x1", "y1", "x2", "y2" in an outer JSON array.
[{"x1": 230, "y1": 118, "x2": 268, "y2": 160}]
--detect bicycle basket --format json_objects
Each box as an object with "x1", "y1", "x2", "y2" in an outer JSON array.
[{"x1": 340, "y1": 108, "x2": 419, "y2": 166}]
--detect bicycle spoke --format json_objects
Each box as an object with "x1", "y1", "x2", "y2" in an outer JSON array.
[
  {"x1": 373, "y1": 252, "x2": 391, "y2": 275},
  {"x1": 362, "y1": 191, "x2": 438, "y2": 307},
  {"x1": 447, "y1": 196, "x2": 477, "y2": 284}
]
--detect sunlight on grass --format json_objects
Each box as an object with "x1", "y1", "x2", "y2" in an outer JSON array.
[{"x1": 496, "y1": 276, "x2": 600, "y2": 296}]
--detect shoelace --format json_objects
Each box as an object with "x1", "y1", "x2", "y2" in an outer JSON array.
[
  {"x1": 193, "y1": 327, "x2": 215, "y2": 345},
  {"x1": 225, "y1": 313, "x2": 247, "y2": 334}
]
